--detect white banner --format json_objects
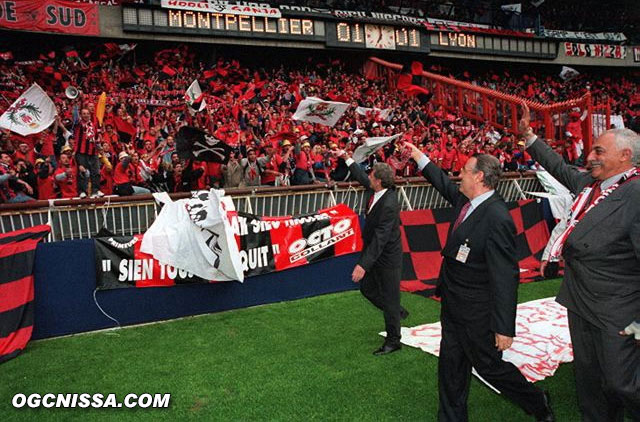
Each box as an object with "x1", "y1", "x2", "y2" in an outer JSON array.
[
  {"x1": 545, "y1": 29, "x2": 626, "y2": 42},
  {"x1": 564, "y1": 42, "x2": 626, "y2": 59},
  {"x1": 355, "y1": 106, "x2": 393, "y2": 121},
  {"x1": 634, "y1": 47, "x2": 640, "y2": 63},
  {"x1": 501, "y1": 3, "x2": 522, "y2": 13},
  {"x1": 352, "y1": 133, "x2": 402, "y2": 163},
  {"x1": 141, "y1": 190, "x2": 245, "y2": 282},
  {"x1": 0, "y1": 83, "x2": 57, "y2": 136},
  {"x1": 185, "y1": 79, "x2": 206, "y2": 113},
  {"x1": 559, "y1": 66, "x2": 579, "y2": 81},
  {"x1": 160, "y1": 0, "x2": 281, "y2": 18},
  {"x1": 383, "y1": 297, "x2": 573, "y2": 383},
  {"x1": 292, "y1": 97, "x2": 349, "y2": 127}
]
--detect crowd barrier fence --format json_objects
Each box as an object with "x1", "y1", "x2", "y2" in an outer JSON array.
[{"x1": 1, "y1": 173, "x2": 544, "y2": 242}]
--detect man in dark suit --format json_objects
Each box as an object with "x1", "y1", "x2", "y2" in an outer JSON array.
[
  {"x1": 520, "y1": 103, "x2": 640, "y2": 421},
  {"x1": 404, "y1": 142, "x2": 554, "y2": 422},
  {"x1": 339, "y1": 151, "x2": 405, "y2": 355}
]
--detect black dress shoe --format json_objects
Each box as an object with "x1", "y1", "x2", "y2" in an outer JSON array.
[
  {"x1": 400, "y1": 308, "x2": 409, "y2": 320},
  {"x1": 535, "y1": 391, "x2": 555, "y2": 422},
  {"x1": 373, "y1": 343, "x2": 401, "y2": 356}
]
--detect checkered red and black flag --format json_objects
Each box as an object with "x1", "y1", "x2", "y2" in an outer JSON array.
[
  {"x1": 400, "y1": 199, "x2": 550, "y2": 297},
  {"x1": 0, "y1": 225, "x2": 50, "y2": 364}
]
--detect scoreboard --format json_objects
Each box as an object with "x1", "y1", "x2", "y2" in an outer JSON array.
[
  {"x1": 121, "y1": 4, "x2": 558, "y2": 59},
  {"x1": 122, "y1": 5, "x2": 429, "y2": 52}
]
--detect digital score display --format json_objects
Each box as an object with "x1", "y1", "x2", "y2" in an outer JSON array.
[
  {"x1": 429, "y1": 31, "x2": 557, "y2": 58},
  {"x1": 122, "y1": 6, "x2": 325, "y2": 41},
  {"x1": 326, "y1": 22, "x2": 429, "y2": 53}
]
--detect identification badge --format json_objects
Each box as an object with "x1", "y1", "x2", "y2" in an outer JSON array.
[{"x1": 456, "y1": 242, "x2": 470, "y2": 263}]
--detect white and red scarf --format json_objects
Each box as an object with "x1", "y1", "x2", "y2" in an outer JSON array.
[{"x1": 549, "y1": 167, "x2": 640, "y2": 260}]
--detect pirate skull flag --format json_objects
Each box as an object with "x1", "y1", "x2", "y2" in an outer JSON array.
[
  {"x1": 140, "y1": 190, "x2": 244, "y2": 282},
  {"x1": 292, "y1": 97, "x2": 349, "y2": 127},
  {"x1": 176, "y1": 126, "x2": 234, "y2": 164},
  {"x1": 0, "y1": 83, "x2": 56, "y2": 136}
]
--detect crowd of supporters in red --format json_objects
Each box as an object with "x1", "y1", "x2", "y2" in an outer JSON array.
[{"x1": 0, "y1": 42, "x2": 638, "y2": 203}]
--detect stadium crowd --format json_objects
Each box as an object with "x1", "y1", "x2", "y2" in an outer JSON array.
[{"x1": 0, "y1": 42, "x2": 638, "y2": 203}]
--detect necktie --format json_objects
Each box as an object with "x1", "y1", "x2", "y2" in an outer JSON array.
[
  {"x1": 452, "y1": 201, "x2": 471, "y2": 232},
  {"x1": 367, "y1": 194, "x2": 375, "y2": 213},
  {"x1": 575, "y1": 181, "x2": 602, "y2": 220}
]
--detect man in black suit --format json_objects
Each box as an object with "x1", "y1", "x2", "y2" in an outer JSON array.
[
  {"x1": 520, "y1": 103, "x2": 640, "y2": 421},
  {"x1": 404, "y1": 142, "x2": 554, "y2": 422},
  {"x1": 339, "y1": 151, "x2": 405, "y2": 355}
]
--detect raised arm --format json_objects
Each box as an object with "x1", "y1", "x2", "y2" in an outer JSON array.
[
  {"x1": 337, "y1": 150, "x2": 371, "y2": 190},
  {"x1": 404, "y1": 142, "x2": 461, "y2": 206},
  {"x1": 519, "y1": 103, "x2": 593, "y2": 194}
]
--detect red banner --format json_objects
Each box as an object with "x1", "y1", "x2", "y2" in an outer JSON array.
[
  {"x1": 0, "y1": 0, "x2": 99, "y2": 36},
  {"x1": 95, "y1": 204, "x2": 363, "y2": 289}
]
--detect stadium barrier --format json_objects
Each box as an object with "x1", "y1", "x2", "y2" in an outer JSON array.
[
  {"x1": 1, "y1": 174, "x2": 544, "y2": 241},
  {"x1": 368, "y1": 57, "x2": 611, "y2": 154}
]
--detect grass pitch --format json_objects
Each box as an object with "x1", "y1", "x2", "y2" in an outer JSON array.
[{"x1": 2, "y1": 279, "x2": 578, "y2": 421}]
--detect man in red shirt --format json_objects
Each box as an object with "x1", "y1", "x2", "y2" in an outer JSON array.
[
  {"x1": 74, "y1": 108, "x2": 103, "y2": 198},
  {"x1": 35, "y1": 158, "x2": 56, "y2": 200},
  {"x1": 440, "y1": 142, "x2": 457, "y2": 174},
  {"x1": 259, "y1": 144, "x2": 284, "y2": 186},
  {"x1": 54, "y1": 151, "x2": 79, "y2": 199},
  {"x1": 292, "y1": 138, "x2": 313, "y2": 185}
]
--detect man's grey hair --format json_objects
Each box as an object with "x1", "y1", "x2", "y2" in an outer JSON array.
[
  {"x1": 472, "y1": 154, "x2": 502, "y2": 190},
  {"x1": 372, "y1": 163, "x2": 395, "y2": 189},
  {"x1": 604, "y1": 128, "x2": 640, "y2": 165}
]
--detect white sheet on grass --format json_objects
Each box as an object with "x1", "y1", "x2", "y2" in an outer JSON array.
[{"x1": 381, "y1": 297, "x2": 572, "y2": 384}]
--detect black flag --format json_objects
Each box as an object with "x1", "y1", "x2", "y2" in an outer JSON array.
[{"x1": 176, "y1": 126, "x2": 233, "y2": 163}]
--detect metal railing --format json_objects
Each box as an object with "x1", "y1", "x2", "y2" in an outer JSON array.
[{"x1": 0, "y1": 173, "x2": 545, "y2": 242}]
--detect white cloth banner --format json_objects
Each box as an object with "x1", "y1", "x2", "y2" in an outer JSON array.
[
  {"x1": 382, "y1": 298, "x2": 572, "y2": 383},
  {"x1": 501, "y1": 3, "x2": 522, "y2": 13},
  {"x1": 141, "y1": 189, "x2": 244, "y2": 282},
  {"x1": 160, "y1": 0, "x2": 281, "y2": 18},
  {"x1": 292, "y1": 97, "x2": 349, "y2": 127},
  {"x1": 355, "y1": 107, "x2": 393, "y2": 121},
  {"x1": 352, "y1": 134, "x2": 403, "y2": 163},
  {"x1": 0, "y1": 83, "x2": 57, "y2": 136},
  {"x1": 559, "y1": 66, "x2": 579, "y2": 81},
  {"x1": 185, "y1": 79, "x2": 206, "y2": 113}
]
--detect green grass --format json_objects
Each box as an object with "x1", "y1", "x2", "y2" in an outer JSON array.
[{"x1": 1, "y1": 279, "x2": 576, "y2": 421}]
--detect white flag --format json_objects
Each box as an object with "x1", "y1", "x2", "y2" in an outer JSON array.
[
  {"x1": 292, "y1": 97, "x2": 349, "y2": 127},
  {"x1": 185, "y1": 79, "x2": 207, "y2": 114},
  {"x1": 355, "y1": 107, "x2": 393, "y2": 121},
  {"x1": 501, "y1": 3, "x2": 522, "y2": 13},
  {"x1": 352, "y1": 134, "x2": 403, "y2": 163},
  {"x1": 141, "y1": 190, "x2": 244, "y2": 282},
  {"x1": 0, "y1": 83, "x2": 57, "y2": 136},
  {"x1": 559, "y1": 66, "x2": 580, "y2": 82}
]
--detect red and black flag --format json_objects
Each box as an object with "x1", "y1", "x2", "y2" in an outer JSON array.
[
  {"x1": 397, "y1": 62, "x2": 432, "y2": 103},
  {"x1": 0, "y1": 225, "x2": 50, "y2": 364},
  {"x1": 400, "y1": 199, "x2": 551, "y2": 297},
  {"x1": 159, "y1": 65, "x2": 177, "y2": 81},
  {"x1": 113, "y1": 116, "x2": 136, "y2": 144},
  {"x1": 176, "y1": 126, "x2": 234, "y2": 164}
]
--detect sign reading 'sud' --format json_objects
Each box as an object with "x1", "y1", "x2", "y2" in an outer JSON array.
[{"x1": 0, "y1": 0, "x2": 100, "y2": 36}]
